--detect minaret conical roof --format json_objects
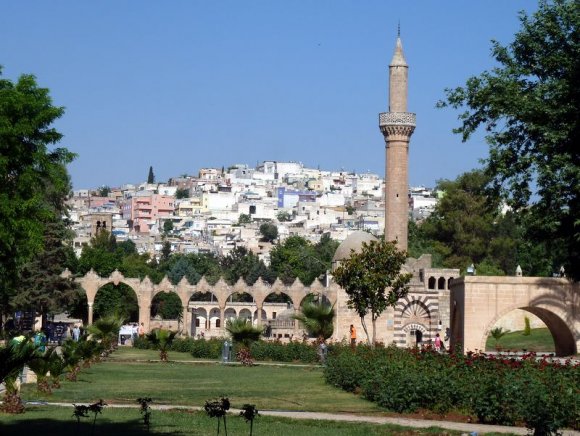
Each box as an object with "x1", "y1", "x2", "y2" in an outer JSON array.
[{"x1": 390, "y1": 37, "x2": 407, "y2": 67}]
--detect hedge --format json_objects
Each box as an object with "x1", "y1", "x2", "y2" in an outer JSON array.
[{"x1": 324, "y1": 344, "x2": 579, "y2": 435}]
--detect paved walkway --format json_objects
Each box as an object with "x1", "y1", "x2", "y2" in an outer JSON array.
[{"x1": 25, "y1": 401, "x2": 580, "y2": 435}]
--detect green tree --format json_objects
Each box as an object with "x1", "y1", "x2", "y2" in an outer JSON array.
[
  {"x1": 160, "y1": 241, "x2": 172, "y2": 264},
  {"x1": 0, "y1": 69, "x2": 76, "y2": 318},
  {"x1": 333, "y1": 239, "x2": 412, "y2": 345},
  {"x1": 237, "y1": 214, "x2": 252, "y2": 225},
  {"x1": 87, "y1": 315, "x2": 124, "y2": 353},
  {"x1": 292, "y1": 302, "x2": 335, "y2": 341},
  {"x1": 78, "y1": 231, "x2": 120, "y2": 276},
  {"x1": 269, "y1": 235, "x2": 335, "y2": 285},
  {"x1": 151, "y1": 292, "x2": 183, "y2": 320},
  {"x1": 259, "y1": 222, "x2": 278, "y2": 243},
  {"x1": 175, "y1": 187, "x2": 189, "y2": 199},
  {"x1": 147, "y1": 166, "x2": 155, "y2": 184},
  {"x1": 0, "y1": 340, "x2": 38, "y2": 413},
  {"x1": 439, "y1": 0, "x2": 579, "y2": 280},
  {"x1": 225, "y1": 317, "x2": 263, "y2": 364},
  {"x1": 490, "y1": 326, "x2": 509, "y2": 350},
  {"x1": 93, "y1": 283, "x2": 138, "y2": 322},
  {"x1": 164, "y1": 253, "x2": 221, "y2": 285},
  {"x1": 146, "y1": 328, "x2": 178, "y2": 362},
  {"x1": 163, "y1": 219, "x2": 174, "y2": 235},
  {"x1": 13, "y1": 219, "x2": 81, "y2": 326},
  {"x1": 412, "y1": 170, "x2": 556, "y2": 276},
  {"x1": 276, "y1": 211, "x2": 292, "y2": 222},
  {"x1": 97, "y1": 185, "x2": 111, "y2": 197},
  {"x1": 220, "y1": 246, "x2": 273, "y2": 285}
]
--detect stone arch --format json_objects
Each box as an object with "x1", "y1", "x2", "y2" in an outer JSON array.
[
  {"x1": 428, "y1": 277, "x2": 436, "y2": 290},
  {"x1": 450, "y1": 276, "x2": 579, "y2": 357},
  {"x1": 224, "y1": 307, "x2": 237, "y2": 320},
  {"x1": 480, "y1": 305, "x2": 576, "y2": 356},
  {"x1": 93, "y1": 281, "x2": 140, "y2": 322},
  {"x1": 402, "y1": 322, "x2": 428, "y2": 347},
  {"x1": 437, "y1": 277, "x2": 446, "y2": 290},
  {"x1": 253, "y1": 309, "x2": 267, "y2": 324},
  {"x1": 191, "y1": 307, "x2": 208, "y2": 336},
  {"x1": 239, "y1": 308, "x2": 252, "y2": 321},
  {"x1": 400, "y1": 298, "x2": 432, "y2": 321},
  {"x1": 298, "y1": 292, "x2": 332, "y2": 308},
  {"x1": 150, "y1": 291, "x2": 183, "y2": 320},
  {"x1": 209, "y1": 307, "x2": 221, "y2": 329}
]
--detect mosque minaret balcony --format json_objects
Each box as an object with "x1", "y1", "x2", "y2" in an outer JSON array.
[{"x1": 379, "y1": 112, "x2": 416, "y2": 138}]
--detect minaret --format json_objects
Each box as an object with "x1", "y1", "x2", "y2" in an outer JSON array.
[{"x1": 379, "y1": 30, "x2": 415, "y2": 252}]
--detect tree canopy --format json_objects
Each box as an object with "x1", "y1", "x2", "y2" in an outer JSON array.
[
  {"x1": 438, "y1": 0, "x2": 580, "y2": 280},
  {"x1": 147, "y1": 166, "x2": 155, "y2": 184},
  {"x1": 0, "y1": 69, "x2": 76, "y2": 317},
  {"x1": 333, "y1": 239, "x2": 411, "y2": 345},
  {"x1": 259, "y1": 222, "x2": 278, "y2": 243},
  {"x1": 269, "y1": 235, "x2": 337, "y2": 285},
  {"x1": 409, "y1": 170, "x2": 559, "y2": 276}
]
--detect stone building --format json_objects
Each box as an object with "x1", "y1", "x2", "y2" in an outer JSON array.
[{"x1": 331, "y1": 231, "x2": 457, "y2": 346}]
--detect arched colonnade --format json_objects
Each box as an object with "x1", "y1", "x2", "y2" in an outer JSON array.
[{"x1": 68, "y1": 269, "x2": 338, "y2": 336}]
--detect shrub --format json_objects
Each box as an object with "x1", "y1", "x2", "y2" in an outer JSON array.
[
  {"x1": 323, "y1": 344, "x2": 579, "y2": 433},
  {"x1": 250, "y1": 340, "x2": 318, "y2": 363}
]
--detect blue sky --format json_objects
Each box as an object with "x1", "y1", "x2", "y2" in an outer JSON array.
[{"x1": 1, "y1": 1, "x2": 537, "y2": 189}]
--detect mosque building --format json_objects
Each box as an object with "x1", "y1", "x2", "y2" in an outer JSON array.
[{"x1": 331, "y1": 32, "x2": 459, "y2": 346}]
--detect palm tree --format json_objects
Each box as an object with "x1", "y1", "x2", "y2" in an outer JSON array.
[
  {"x1": 225, "y1": 318, "x2": 263, "y2": 365},
  {"x1": 292, "y1": 302, "x2": 336, "y2": 342},
  {"x1": 61, "y1": 339, "x2": 83, "y2": 381},
  {"x1": 0, "y1": 340, "x2": 38, "y2": 413},
  {"x1": 87, "y1": 316, "x2": 124, "y2": 354},
  {"x1": 47, "y1": 351, "x2": 66, "y2": 389},
  {"x1": 27, "y1": 348, "x2": 58, "y2": 394},
  {"x1": 490, "y1": 327, "x2": 509, "y2": 350},
  {"x1": 146, "y1": 328, "x2": 178, "y2": 362}
]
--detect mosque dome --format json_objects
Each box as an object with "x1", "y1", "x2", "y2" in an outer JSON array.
[{"x1": 332, "y1": 231, "x2": 378, "y2": 265}]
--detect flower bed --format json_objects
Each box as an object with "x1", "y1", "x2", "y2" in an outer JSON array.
[{"x1": 324, "y1": 344, "x2": 579, "y2": 434}]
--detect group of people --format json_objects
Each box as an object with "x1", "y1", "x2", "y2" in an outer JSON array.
[{"x1": 349, "y1": 324, "x2": 449, "y2": 352}]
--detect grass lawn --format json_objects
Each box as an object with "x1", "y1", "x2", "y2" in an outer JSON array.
[
  {"x1": 485, "y1": 327, "x2": 555, "y2": 352},
  {"x1": 108, "y1": 347, "x2": 207, "y2": 362},
  {"x1": 21, "y1": 348, "x2": 380, "y2": 414},
  {"x1": 0, "y1": 405, "x2": 471, "y2": 436}
]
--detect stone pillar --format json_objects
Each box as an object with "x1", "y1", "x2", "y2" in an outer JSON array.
[
  {"x1": 87, "y1": 302, "x2": 94, "y2": 325},
  {"x1": 293, "y1": 307, "x2": 301, "y2": 338},
  {"x1": 220, "y1": 306, "x2": 226, "y2": 333},
  {"x1": 140, "y1": 305, "x2": 151, "y2": 333},
  {"x1": 182, "y1": 306, "x2": 189, "y2": 335},
  {"x1": 255, "y1": 305, "x2": 263, "y2": 327}
]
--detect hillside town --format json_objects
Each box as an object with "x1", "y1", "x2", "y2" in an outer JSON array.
[{"x1": 68, "y1": 161, "x2": 440, "y2": 263}]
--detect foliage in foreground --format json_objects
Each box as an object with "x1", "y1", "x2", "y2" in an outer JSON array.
[
  {"x1": 324, "y1": 344, "x2": 579, "y2": 435},
  {"x1": 0, "y1": 406, "x2": 465, "y2": 435}
]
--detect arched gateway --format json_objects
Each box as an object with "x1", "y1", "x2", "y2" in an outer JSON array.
[
  {"x1": 450, "y1": 276, "x2": 580, "y2": 357},
  {"x1": 67, "y1": 269, "x2": 338, "y2": 337}
]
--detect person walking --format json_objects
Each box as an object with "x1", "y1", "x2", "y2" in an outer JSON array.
[
  {"x1": 349, "y1": 324, "x2": 356, "y2": 349},
  {"x1": 434, "y1": 333, "x2": 442, "y2": 352}
]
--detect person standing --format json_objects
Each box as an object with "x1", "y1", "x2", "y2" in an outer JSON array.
[
  {"x1": 72, "y1": 325, "x2": 80, "y2": 342},
  {"x1": 434, "y1": 333, "x2": 442, "y2": 352},
  {"x1": 349, "y1": 324, "x2": 356, "y2": 349}
]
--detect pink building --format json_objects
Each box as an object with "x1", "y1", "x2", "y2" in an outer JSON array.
[{"x1": 122, "y1": 193, "x2": 174, "y2": 233}]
